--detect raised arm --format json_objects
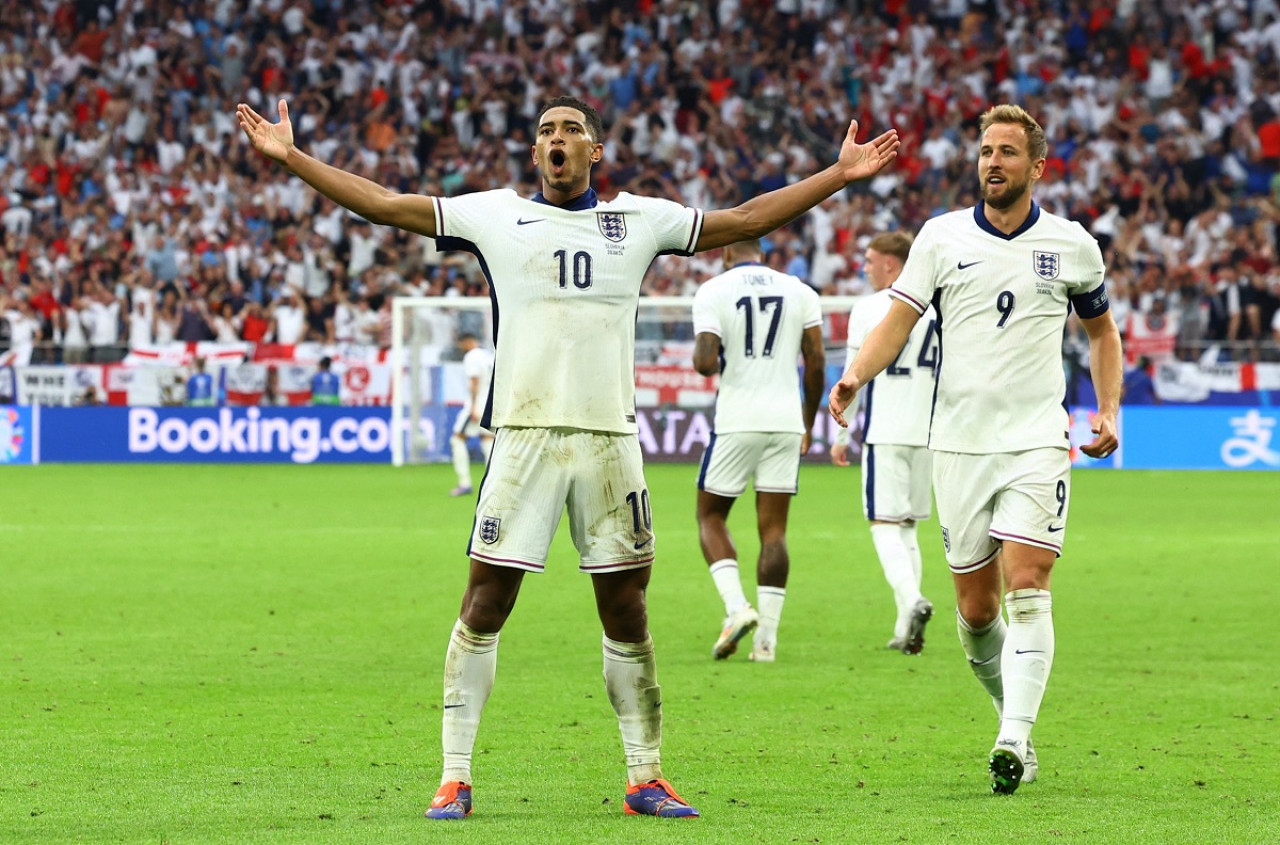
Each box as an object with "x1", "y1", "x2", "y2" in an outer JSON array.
[
  {"x1": 1078, "y1": 310, "x2": 1123, "y2": 458},
  {"x1": 828, "y1": 299, "x2": 920, "y2": 427},
  {"x1": 237, "y1": 99, "x2": 438, "y2": 237},
  {"x1": 695, "y1": 121, "x2": 899, "y2": 251}
]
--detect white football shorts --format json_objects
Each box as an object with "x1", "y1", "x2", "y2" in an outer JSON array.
[
  {"x1": 468, "y1": 427, "x2": 654, "y2": 573},
  {"x1": 452, "y1": 404, "x2": 490, "y2": 438},
  {"x1": 861, "y1": 442, "x2": 932, "y2": 522},
  {"x1": 698, "y1": 431, "x2": 803, "y2": 497},
  {"x1": 932, "y1": 447, "x2": 1071, "y2": 572}
]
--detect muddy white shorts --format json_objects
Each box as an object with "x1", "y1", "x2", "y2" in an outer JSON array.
[{"x1": 468, "y1": 427, "x2": 655, "y2": 573}]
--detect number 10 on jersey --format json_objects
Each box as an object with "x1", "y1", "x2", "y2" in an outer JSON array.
[{"x1": 555, "y1": 250, "x2": 593, "y2": 289}]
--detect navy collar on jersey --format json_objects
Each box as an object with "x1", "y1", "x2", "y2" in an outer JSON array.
[
  {"x1": 531, "y1": 187, "x2": 599, "y2": 211},
  {"x1": 729, "y1": 261, "x2": 765, "y2": 269},
  {"x1": 974, "y1": 199, "x2": 1041, "y2": 240}
]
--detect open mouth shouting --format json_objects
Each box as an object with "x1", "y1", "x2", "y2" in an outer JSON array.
[{"x1": 548, "y1": 148, "x2": 567, "y2": 177}]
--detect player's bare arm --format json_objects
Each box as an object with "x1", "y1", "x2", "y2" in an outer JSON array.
[
  {"x1": 695, "y1": 121, "x2": 899, "y2": 251},
  {"x1": 1079, "y1": 310, "x2": 1123, "y2": 458},
  {"x1": 799, "y1": 325, "x2": 825, "y2": 454},
  {"x1": 828, "y1": 299, "x2": 920, "y2": 427},
  {"x1": 237, "y1": 99, "x2": 438, "y2": 237},
  {"x1": 692, "y1": 332, "x2": 722, "y2": 376}
]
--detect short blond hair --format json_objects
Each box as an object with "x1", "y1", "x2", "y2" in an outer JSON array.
[
  {"x1": 979, "y1": 104, "x2": 1047, "y2": 162},
  {"x1": 867, "y1": 231, "x2": 913, "y2": 264}
]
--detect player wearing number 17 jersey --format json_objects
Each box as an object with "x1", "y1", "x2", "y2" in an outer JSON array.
[
  {"x1": 828, "y1": 105, "x2": 1122, "y2": 796},
  {"x1": 237, "y1": 92, "x2": 900, "y2": 818},
  {"x1": 691, "y1": 240, "x2": 825, "y2": 664}
]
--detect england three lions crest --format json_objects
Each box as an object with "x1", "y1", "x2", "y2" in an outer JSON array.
[
  {"x1": 1033, "y1": 251, "x2": 1060, "y2": 280},
  {"x1": 479, "y1": 516, "x2": 501, "y2": 544},
  {"x1": 597, "y1": 212, "x2": 627, "y2": 242}
]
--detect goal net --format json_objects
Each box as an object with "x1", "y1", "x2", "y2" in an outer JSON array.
[{"x1": 390, "y1": 295, "x2": 866, "y2": 466}]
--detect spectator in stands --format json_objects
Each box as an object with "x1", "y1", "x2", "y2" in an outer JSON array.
[
  {"x1": 85, "y1": 285, "x2": 122, "y2": 363},
  {"x1": 2, "y1": 295, "x2": 42, "y2": 366},
  {"x1": 271, "y1": 289, "x2": 306, "y2": 346},
  {"x1": 176, "y1": 298, "x2": 214, "y2": 343},
  {"x1": 60, "y1": 297, "x2": 90, "y2": 364},
  {"x1": 127, "y1": 271, "x2": 157, "y2": 350},
  {"x1": 239, "y1": 300, "x2": 270, "y2": 343},
  {"x1": 154, "y1": 290, "x2": 181, "y2": 345}
]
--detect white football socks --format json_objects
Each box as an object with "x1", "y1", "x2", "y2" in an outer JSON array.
[
  {"x1": 899, "y1": 521, "x2": 923, "y2": 592},
  {"x1": 450, "y1": 437, "x2": 472, "y2": 488},
  {"x1": 870, "y1": 523, "x2": 922, "y2": 638},
  {"x1": 709, "y1": 558, "x2": 749, "y2": 616},
  {"x1": 602, "y1": 635, "x2": 663, "y2": 785},
  {"x1": 755, "y1": 586, "x2": 786, "y2": 650},
  {"x1": 998, "y1": 589, "x2": 1054, "y2": 747},
  {"x1": 440, "y1": 619, "x2": 498, "y2": 785},
  {"x1": 957, "y1": 610, "x2": 1007, "y2": 717}
]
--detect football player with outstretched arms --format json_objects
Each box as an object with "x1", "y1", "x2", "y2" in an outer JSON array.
[{"x1": 239, "y1": 95, "x2": 897, "y2": 819}]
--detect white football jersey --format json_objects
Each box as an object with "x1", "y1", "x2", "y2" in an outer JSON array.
[
  {"x1": 846, "y1": 289, "x2": 938, "y2": 446},
  {"x1": 692, "y1": 262, "x2": 822, "y2": 434},
  {"x1": 433, "y1": 188, "x2": 703, "y2": 433},
  {"x1": 889, "y1": 202, "x2": 1108, "y2": 454},
  {"x1": 461, "y1": 345, "x2": 495, "y2": 416}
]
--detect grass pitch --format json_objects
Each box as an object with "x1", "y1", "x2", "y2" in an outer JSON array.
[{"x1": 1, "y1": 462, "x2": 1277, "y2": 844}]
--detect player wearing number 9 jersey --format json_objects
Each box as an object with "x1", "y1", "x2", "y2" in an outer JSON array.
[
  {"x1": 827, "y1": 105, "x2": 1123, "y2": 796},
  {"x1": 236, "y1": 92, "x2": 900, "y2": 818}
]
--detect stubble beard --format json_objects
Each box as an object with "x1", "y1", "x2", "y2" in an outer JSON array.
[{"x1": 981, "y1": 176, "x2": 1030, "y2": 211}]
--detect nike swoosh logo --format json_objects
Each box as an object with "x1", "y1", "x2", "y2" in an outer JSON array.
[
  {"x1": 516, "y1": 218, "x2": 545, "y2": 225},
  {"x1": 634, "y1": 539, "x2": 651, "y2": 550},
  {"x1": 957, "y1": 260, "x2": 983, "y2": 270},
  {"x1": 443, "y1": 704, "x2": 465, "y2": 709},
  {"x1": 1014, "y1": 649, "x2": 1045, "y2": 655},
  {"x1": 1047, "y1": 525, "x2": 1064, "y2": 533}
]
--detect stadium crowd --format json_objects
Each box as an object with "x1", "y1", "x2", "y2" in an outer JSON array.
[{"x1": 2, "y1": 0, "x2": 1280, "y2": 367}]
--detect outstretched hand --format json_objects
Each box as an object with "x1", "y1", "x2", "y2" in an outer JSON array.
[
  {"x1": 837, "y1": 120, "x2": 900, "y2": 184},
  {"x1": 237, "y1": 99, "x2": 294, "y2": 163},
  {"x1": 827, "y1": 375, "x2": 861, "y2": 428}
]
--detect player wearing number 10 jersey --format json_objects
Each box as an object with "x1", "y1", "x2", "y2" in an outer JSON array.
[
  {"x1": 237, "y1": 93, "x2": 900, "y2": 818},
  {"x1": 828, "y1": 105, "x2": 1122, "y2": 796}
]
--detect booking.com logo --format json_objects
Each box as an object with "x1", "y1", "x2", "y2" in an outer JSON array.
[{"x1": 128, "y1": 408, "x2": 390, "y2": 464}]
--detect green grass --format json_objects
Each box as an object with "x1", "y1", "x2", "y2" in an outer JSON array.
[{"x1": 1, "y1": 463, "x2": 1277, "y2": 844}]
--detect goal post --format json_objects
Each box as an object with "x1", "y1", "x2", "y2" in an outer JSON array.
[{"x1": 391, "y1": 294, "x2": 866, "y2": 466}]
